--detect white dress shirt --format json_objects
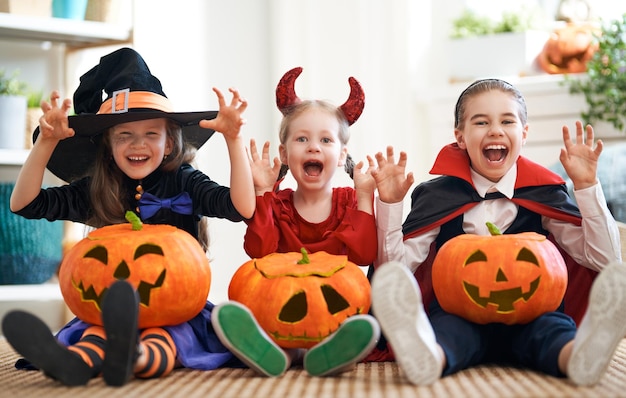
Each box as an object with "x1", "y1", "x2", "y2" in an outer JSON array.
[{"x1": 376, "y1": 163, "x2": 622, "y2": 274}]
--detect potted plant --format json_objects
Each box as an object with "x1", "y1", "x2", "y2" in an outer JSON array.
[
  {"x1": 448, "y1": 8, "x2": 550, "y2": 81},
  {"x1": 558, "y1": 14, "x2": 626, "y2": 222},
  {"x1": 0, "y1": 69, "x2": 28, "y2": 149},
  {"x1": 25, "y1": 90, "x2": 44, "y2": 148},
  {"x1": 563, "y1": 13, "x2": 626, "y2": 132}
]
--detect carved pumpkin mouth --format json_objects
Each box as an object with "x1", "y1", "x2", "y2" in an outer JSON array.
[
  {"x1": 269, "y1": 306, "x2": 365, "y2": 344},
  {"x1": 72, "y1": 268, "x2": 166, "y2": 311},
  {"x1": 463, "y1": 276, "x2": 540, "y2": 313}
]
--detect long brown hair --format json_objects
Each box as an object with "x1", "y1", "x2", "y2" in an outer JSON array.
[{"x1": 87, "y1": 119, "x2": 210, "y2": 251}]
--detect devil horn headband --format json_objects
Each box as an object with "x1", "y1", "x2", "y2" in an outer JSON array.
[{"x1": 275, "y1": 67, "x2": 365, "y2": 126}]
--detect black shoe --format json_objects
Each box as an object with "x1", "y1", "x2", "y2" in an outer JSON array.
[
  {"x1": 101, "y1": 280, "x2": 140, "y2": 387},
  {"x1": 1, "y1": 310, "x2": 92, "y2": 386}
]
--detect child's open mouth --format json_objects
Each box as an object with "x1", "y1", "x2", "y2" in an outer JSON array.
[
  {"x1": 128, "y1": 155, "x2": 149, "y2": 164},
  {"x1": 304, "y1": 160, "x2": 323, "y2": 176},
  {"x1": 483, "y1": 145, "x2": 508, "y2": 162}
]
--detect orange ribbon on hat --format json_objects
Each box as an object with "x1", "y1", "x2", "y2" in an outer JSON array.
[{"x1": 98, "y1": 90, "x2": 174, "y2": 114}]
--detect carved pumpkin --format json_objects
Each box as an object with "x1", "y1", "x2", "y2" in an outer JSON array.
[
  {"x1": 59, "y1": 212, "x2": 211, "y2": 328},
  {"x1": 432, "y1": 223, "x2": 567, "y2": 325},
  {"x1": 229, "y1": 249, "x2": 370, "y2": 349},
  {"x1": 537, "y1": 23, "x2": 599, "y2": 74}
]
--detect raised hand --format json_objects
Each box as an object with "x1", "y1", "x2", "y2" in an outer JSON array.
[
  {"x1": 38, "y1": 91, "x2": 75, "y2": 142},
  {"x1": 372, "y1": 146, "x2": 414, "y2": 204},
  {"x1": 199, "y1": 87, "x2": 248, "y2": 140},
  {"x1": 249, "y1": 139, "x2": 281, "y2": 195},
  {"x1": 353, "y1": 155, "x2": 377, "y2": 197},
  {"x1": 559, "y1": 121, "x2": 602, "y2": 190}
]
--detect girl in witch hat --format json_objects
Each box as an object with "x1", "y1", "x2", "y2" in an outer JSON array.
[
  {"x1": 212, "y1": 67, "x2": 381, "y2": 377},
  {"x1": 2, "y1": 47, "x2": 254, "y2": 386}
]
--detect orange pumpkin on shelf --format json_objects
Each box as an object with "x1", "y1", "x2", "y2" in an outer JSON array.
[
  {"x1": 432, "y1": 222, "x2": 567, "y2": 325},
  {"x1": 59, "y1": 212, "x2": 211, "y2": 328},
  {"x1": 228, "y1": 248, "x2": 370, "y2": 349},
  {"x1": 537, "y1": 23, "x2": 599, "y2": 74}
]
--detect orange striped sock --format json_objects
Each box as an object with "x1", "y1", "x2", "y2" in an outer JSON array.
[
  {"x1": 134, "y1": 328, "x2": 177, "y2": 379},
  {"x1": 67, "y1": 326, "x2": 106, "y2": 376}
]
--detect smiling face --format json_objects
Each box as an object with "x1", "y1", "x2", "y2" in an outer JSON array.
[
  {"x1": 109, "y1": 118, "x2": 173, "y2": 180},
  {"x1": 454, "y1": 90, "x2": 528, "y2": 182},
  {"x1": 279, "y1": 106, "x2": 347, "y2": 192}
]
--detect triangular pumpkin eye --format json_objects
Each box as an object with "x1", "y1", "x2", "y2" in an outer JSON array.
[
  {"x1": 516, "y1": 247, "x2": 540, "y2": 266},
  {"x1": 278, "y1": 291, "x2": 307, "y2": 323},
  {"x1": 465, "y1": 250, "x2": 487, "y2": 266},
  {"x1": 321, "y1": 285, "x2": 350, "y2": 314},
  {"x1": 84, "y1": 246, "x2": 108, "y2": 264}
]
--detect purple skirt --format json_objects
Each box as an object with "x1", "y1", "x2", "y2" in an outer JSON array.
[{"x1": 54, "y1": 301, "x2": 239, "y2": 371}]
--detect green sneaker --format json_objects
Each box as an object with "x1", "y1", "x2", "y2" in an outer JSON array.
[
  {"x1": 212, "y1": 301, "x2": 289, "y2": 377},
  {"x1": 304, "y1": 314, "x2": 380, "y2": 377}
]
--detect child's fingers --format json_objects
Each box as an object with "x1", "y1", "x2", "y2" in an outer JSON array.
[
  {"x1": 272, "y1": 157, "x2": 281, "y2": 171},
  {"x1": 594, "y1": 139, "x2": 604, "y2": 157},
  {"x1": 249, "y1": 139, "x2": 260, "y2": 161},
  {"x1": 61, "y1": 98, "x2": 73, "y2": 113},
  {"x1": 212, "y1": 87, "x2": 225, "y2": 105},
  {"x1": 561, "y1": 125, "x2": 572, "y2": 150},
  {"x1": 262, "y1": 141, "x2": 271, "y2": 159},
  {"x1": 386, "y1": 146, "x2": 396, "y2": 162},
  {"x1": 374, "y1": 151, "x2": 386, "y2": 167},
  {"x1": 398, "y1": 151, "x2": 408, "y2": 167},
  {"x1": 585, "y1": 123, "x2": 595, "y2": 147}
]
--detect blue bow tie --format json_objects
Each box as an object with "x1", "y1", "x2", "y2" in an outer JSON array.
[{"x1": 137, "y1": 191, "x2": 193, "y2": 220}]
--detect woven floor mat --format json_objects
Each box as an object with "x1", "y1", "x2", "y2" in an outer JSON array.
[{"x1": 2, "y1": 337, "x2": 626, "y2": 397}]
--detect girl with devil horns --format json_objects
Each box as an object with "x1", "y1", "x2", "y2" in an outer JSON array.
[
  {"x1": 2, "y1": 48, "x2": 255, "y2": 387},
  {"x1": 212, "y1": 67, "x2": 382, "y2": 377}
]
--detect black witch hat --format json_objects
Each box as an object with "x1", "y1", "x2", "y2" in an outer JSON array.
[{"x1": 33, "y1": 47, "x2": 217, "y2": 182}]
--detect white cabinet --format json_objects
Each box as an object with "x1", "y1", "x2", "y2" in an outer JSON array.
[{"x1": 0, "y1": 10, "x2": 133, "y2": 334}]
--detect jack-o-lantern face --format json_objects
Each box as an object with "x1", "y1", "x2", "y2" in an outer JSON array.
[
  {"x1": 432, "y1": 227, "x2": 567, "y2": 325},
  {"x1": 59, "y1": 216, "x2": 211, "y2": 329},
  {"x1": 228, "y1": 249, "x2": 370, "y2": 349}
]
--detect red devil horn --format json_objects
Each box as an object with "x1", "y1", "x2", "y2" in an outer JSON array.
[
  {"x1": 276, "y1": 67, "x2": 303, "y2": 115},
  {"x1": 339, "y1": 77, "x2": 365, "y2": 126}
]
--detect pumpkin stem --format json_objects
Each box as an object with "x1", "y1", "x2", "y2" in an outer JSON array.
[
  {"x1": 297, "y1": 247, "x2": 310, "y2": 264},
  {"x1": 125, "y1": 211, "x2": 143, "y2": 231},
  {"x1": 486, "y1": 221, "x2": 502, "y2": 236}
]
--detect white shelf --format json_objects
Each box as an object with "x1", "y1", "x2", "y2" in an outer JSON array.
[
  {"x1": 0, "y1": 281, "x2": 62, "y2": 302},
  {"x1": 0, "y1": 149, "x2": 28, "y2": 166},
  {"x1": 0, "y1": 281, "x2": 68, "y2": 335},
  {"x1": 0, "y1": 12, "x2": 132, "y2": 47}
]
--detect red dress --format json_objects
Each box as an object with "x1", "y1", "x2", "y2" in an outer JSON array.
[{"x1": 244, "y1": 187, "x2": 377, "y2": 266}]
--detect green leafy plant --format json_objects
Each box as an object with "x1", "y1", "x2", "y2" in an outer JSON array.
[
  {"x1": 26, "y1": 90, "x2": 44, "y2": 108},
  {"x1": 450, "y1": 9, "x2": 538, "y2": 39},
  {"x1": 564, "y1": 14, "x2": 626, "y2": 132},
  {"x1": 0, "y1": 69, "x2": 28, "y2": 96}
]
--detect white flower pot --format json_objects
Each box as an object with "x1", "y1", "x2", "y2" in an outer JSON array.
[
  {"x1": 0, "y1": 95, "x2": 27, "y2": 149},
  {"x1": 448, "y1": 31, "x2": 551, "y2": 82}
]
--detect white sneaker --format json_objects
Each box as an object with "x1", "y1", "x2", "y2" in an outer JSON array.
[
  {"x1": 568, "y1": 262, "x2": 626, "y2": 386},
  {"x1": 371, "y1": 261, "x2": 442, "y2": 385}
]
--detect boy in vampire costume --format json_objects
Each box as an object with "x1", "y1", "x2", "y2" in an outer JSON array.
[{"x1": 370, "y1": 78, "x2": 624, "y2": 386}]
